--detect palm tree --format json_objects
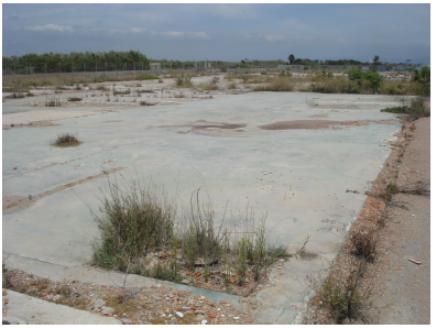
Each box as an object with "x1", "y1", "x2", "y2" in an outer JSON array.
[{"x1": 288, "y1": 54, "x2": 295, "y2": 65}]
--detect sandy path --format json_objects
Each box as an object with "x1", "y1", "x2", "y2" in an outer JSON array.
[{"x1": 370, "y1": 117, "x2": 430, "y2": 324}]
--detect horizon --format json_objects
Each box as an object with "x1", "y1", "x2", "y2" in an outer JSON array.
[{"x1": 2, "y1": 4, "x2": 431, "y2": 64}]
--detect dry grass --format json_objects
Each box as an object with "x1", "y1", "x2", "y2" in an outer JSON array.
[
  {"x1": 253, "y1": 77, "x2": 295, "y2": 91},
  {"x1": 2, "y1": 73, "x2": 154, "y2": 90},
  {"x1": 174, "y1": 77, "x2": 193, "y2": 88},
  {"x1": 52, "y1": 133, "x2": 82, "y2": 147}
]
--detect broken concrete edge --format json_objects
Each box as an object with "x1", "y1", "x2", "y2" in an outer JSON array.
[
  {"x1": 3, "y1": 290, "x2": 122, "y2": 324},
  {"x1": 3, "y1": 252, "x2": 243, "y2": 308}
]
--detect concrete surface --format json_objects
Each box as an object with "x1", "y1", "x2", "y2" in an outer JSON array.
[
  {"x1": 3, "y1": 289, "x2": 121, "y2": 324},
  {"x1": 3, "y1": 88, "x2": 405, "y2": 323},
  {"x1": 2, "y1": 253, "x2": 242, "y2": 308}
]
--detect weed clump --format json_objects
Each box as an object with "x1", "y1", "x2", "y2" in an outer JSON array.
[
  {"x1": 52, "y1": 133, "x2": 81, "y2": 147},
  {"x1": 349, "y1": 229, "x2": 377, "y2": 263},
  {"x1": 321, "y1": 263, "x2": 366, "y2": 324},
  {"x1": 91, "y1": 178, "x2": 293, "y2": 295},
  {"x1": 386, "y1": 182, "x2": 400, "y2": 195},
  {"x1": 254, "y1": 77, "x2": 295, "y2": 91},
  {"x1": 139, "y1": 101, "x2": 155, "y2": 106},
  {"x1": 92, "y1": 181, "x2": 176, "y2": 271},
  {"x1": 175, "y1": 77, "x2": 193, "y2": 88}
]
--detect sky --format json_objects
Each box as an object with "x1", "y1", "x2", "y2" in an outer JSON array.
[{"x1": 2, "y1": 3, "x2": 431, "y2": 64}]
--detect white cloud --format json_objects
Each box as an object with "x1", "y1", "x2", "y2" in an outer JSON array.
[
  {"x1": 91, "y1": 27, "x2": 126, "y2": 35},
  {"x1": 265, "y1": 35, "x2": 285, "y2": 42},
  {"x1": 131, "y1": 27, "x2": 146, "y2": 33},
  {"x1": 24, "y1": 24, "x2": 74, "y2": 33},
  {"x1": 155, "y1": 31, "x2": 209, "y2": 39}
]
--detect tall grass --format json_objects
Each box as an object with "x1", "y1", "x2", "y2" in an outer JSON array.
[{"x1": 91, "y1": 177, "x2": 291, "y2": 285}]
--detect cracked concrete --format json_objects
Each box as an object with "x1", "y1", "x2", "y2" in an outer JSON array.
[{"x1": 3, "y1": 86, "x2": 405, "y2": 323}]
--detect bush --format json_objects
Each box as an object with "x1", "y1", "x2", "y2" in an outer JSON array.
[
  {"x1": 93, "y1": 181, "x2": 176, "y2": 270},
  {"x1": 348, "y1": 69, "x2": 383, "y2": 93},
  {"x1": 175, "y1": 77, "x2": 193, "y2": 88},
  {"x1": 52, "y1": 133, "x2": 81, "y2": 147},
  {"x1": 139, "y1": 101, "x2": 155, "y2": 106},
  {"x1": 137, "y1": 73, "x2": 159, "y2": 80},
  {"x1": 322, "y1": 263, "x2": 365, "y2": 324},
  {"x1": 254, "y1": 77, "x2": 294, "y2": 91},
  {"x1": 45, "y1": 97, "x2": 61, "y2": 107},
  {"x1": 350, "y1": 229, "x2": 377, "y2": 263},
  {"x1": 386, "y1": 182, "x2": 400, "y2": 195},
  {"x1": 412, "y1": 67, "x2": 430, "y2": 96}
]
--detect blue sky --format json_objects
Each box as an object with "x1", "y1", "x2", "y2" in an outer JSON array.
[{"x1": 2, "y1": 3, "x2": 431, "y2": 63}]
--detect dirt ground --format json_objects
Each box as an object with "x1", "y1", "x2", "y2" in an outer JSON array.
[
  {"x1": 367, "y1": 117, "x2": 430, "y2": 324},
  {"x1": 302, "y1": 115, "x2": 430, "y2": 324}
]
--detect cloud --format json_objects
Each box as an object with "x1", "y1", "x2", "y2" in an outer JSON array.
[
  {"x1": 131, "y1": 27, "x2": 146, "y2": 33},
  {"x1": 243, "y1": 34, "x2": 285, "y2": 42},
  {"x1": 265, "y1": 35, "x2": 285, "y2": 42},
  {"x1": 3, "y1": 14, "x2": 21, "y2": 21},
  {"x1": 91, "y1": 27, "x2": 126, "y2": 35},
  {"x1": 154, "y1": 31, "x2": 209, "y2": 39},
  {"x1": 24, "y1": 24, "x2": 74, "y2": 32}
]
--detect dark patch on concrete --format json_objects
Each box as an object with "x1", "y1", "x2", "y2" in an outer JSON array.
[
  {"x1": 3, "y1": 121, "x2": 60, "y2": 130},
  {"x1": 161, "y1": 121, "x2": 247, "y2": 131},
  {"x1": 259, "y1": 120, "x2": 337, "y2": 130}
]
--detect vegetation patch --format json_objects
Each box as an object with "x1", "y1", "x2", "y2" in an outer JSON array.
[
  {"x1": 67, "y1": 97, "x2": 82, "y2": 102},
  {"x1": 52, "y1": 133, "x2": 82, "y2": 147},
  {"x1": 91, "y1": 179, "x2": 296, "y2": 296}
]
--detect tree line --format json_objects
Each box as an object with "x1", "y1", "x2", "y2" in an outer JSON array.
[{"x1": 3, "y1": 50, "x2": 150, "y2": 74}]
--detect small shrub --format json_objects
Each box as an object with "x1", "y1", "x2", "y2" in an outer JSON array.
[
  {"x1": 350, "y1": 229, "x2": 377, "y2": 263},
  {"x1": 67, "y1": 97, "x2": 82, "y2": 102},
  {"x1": 255, "y1": 77, "x2": 294, "y2": 91},
  {"x1": 386, "y1": 182, "x2": 400, "y2": 195},
  {"x1": 92, "y1": 181, "x2": 176, "y2": 271},
  {"x1": 45, "y1": 97, "x2": 61, "y2": 107},
  {"x1": 52, "y1": 133, "x2": 81, "y2": 147},
  {"x1": 8, "y1": 92, "x2": 25, "y2": 99},
  {"x1": 137, "y1": 73, "x2": 160, "y2": 80},
  {"x1": 175, "y1": 77, "x2": 193, "y2": 88},
  {"x1": 261, "y1": 71, "x2": 267, "y2": 75},
  {"x1": 322, "y1": 263, "x2": 365, "y2": 324},
  {"x1": 113, "y1": 89, "x2": 131, "y2": 96},
  {"x1": 139, "y1": 101, "x2": 155, "y2": 106}
]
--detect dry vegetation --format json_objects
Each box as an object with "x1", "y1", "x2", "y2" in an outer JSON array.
[{"x1": 91, "y1": 177, "x2": 295, "y2": 296}]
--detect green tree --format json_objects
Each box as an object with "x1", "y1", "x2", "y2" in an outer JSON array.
[
  {"x1": 288, "y1": 54, "x2": 295, "y2": 65},
  {"x1": 413, "y1": 67, "x2": 430, "y2": 96}
]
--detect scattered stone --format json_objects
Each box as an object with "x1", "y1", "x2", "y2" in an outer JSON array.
[
  {"x1": 2, "y1": 289, "x2": 7, "y2": 296},
  {"x1": 101, "y1": 306, "x2": 115, "y2": 316},
  {"x1": 94, "y1": 298, "x2": 106, "y2": 309},
  {"x1": 175, "y1": 311, "x2": 184, "y2": 318}
]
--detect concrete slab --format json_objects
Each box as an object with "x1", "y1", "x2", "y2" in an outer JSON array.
[
  {"x1": 3, "y1": 290, "x2": 121, "y2": 324},
  {"x1": 3, "y1": 90, "x2": 403, "y2": 323}
]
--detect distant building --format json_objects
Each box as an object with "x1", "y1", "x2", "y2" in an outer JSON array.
[
  {"x1": 378, "y1": 66, "x2": 386, "y2": 71},
  {"x1": 406, "y1": 59, "x2": 412, "y2": 63},
  {"x1": 361, "y1": 66, "x2": 370, "y2": 71},
  {"x1": 396, "y1": 66, "x2": 405, "y2": 71},
  {"x1": 336, "y1": 65, "x2": 345, "y2": 70}
]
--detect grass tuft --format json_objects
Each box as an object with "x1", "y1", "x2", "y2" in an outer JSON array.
[{"x1": 52, "y1": 133, "x2": 82, "y2": 147}]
